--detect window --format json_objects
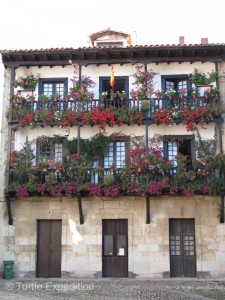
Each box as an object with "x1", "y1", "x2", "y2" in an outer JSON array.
[
  {"x1": 38, "y1": 78, "x2": 68, "y2": 110},
  {"x1": 163, "y1": 136, "x2": 195, "y2": 167},
  {"x1": 161, "y1": 75, "x2": 192, "y2": 94},
  {"x1": 104, "y1": 141, "x2": 126, "y2": 170},
  {"x1": 37, "y1": 138, "x2": 64, "y2": 163},
  {"x1": 99, "y1": 76, "x2": 129, "y2": 107}
]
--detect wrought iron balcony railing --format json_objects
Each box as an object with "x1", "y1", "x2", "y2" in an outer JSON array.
[{"x1": 10, "y1": 96, "x2": 222, "y2": 124}]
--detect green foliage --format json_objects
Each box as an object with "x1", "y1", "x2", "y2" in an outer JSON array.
[
  {"x1": 65, "y1": 133, "x2": 109, "y2": 163},
  {"x1": 194, "y1": 128, "x2": 217, "y2": 159},
  {"x1": 208, "y1": 177, "x2": 223, "y2": 195}
]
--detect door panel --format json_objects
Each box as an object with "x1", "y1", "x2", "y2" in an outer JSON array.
[
  {"x1": 37, "y1": 220, "x2": 62, "y2": 277},
  {"x1": 169, "y1": 219, "x2": 196, "y2": 277},
  {"x1": 102, "y1": 219, "x2": 128, "y2": 277}
]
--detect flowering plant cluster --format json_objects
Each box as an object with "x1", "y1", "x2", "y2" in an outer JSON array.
[
  {"x1": 12, "y1": 74, "x2": 39, "y2": 89},
  {"x1": 99, "y1": 91, "x2": 108, "y2": 99},
  {"x1": 8, "y1": 133, "x2": 225, "y2": 198},
  {"x1": 131, "y1": 64, "x2": 157, "y2": 100},
  {"x1": 153, "y1": 89, "x2": 164, "y2": 98},
  {"x1": 188, "y1": 68, "x2": 217, "y2": 85},
  {"x1": 69, "y1": 60, "x2": 96, "y2": 101},
  {"x1": 165, "y1": 89, "x2": 177, "y2": 98}
]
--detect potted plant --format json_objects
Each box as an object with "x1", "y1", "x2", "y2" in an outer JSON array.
[
  {"x1": 130, "y1": 89, "x2": 138, "y2": 100},
  {"x1": 52, "y1": 93, "x2": 60, "y2": 102},
  {"x1": 204, "y1": 88, "x2": 211, "y2": 100},
  {"x1": 110, "y1": 91, "x2": 118, "y2": 100},
  {"x1": 141, "y1": 100, "x2": 150, "y2": 111},
  {"x1": 188, "y1": 87, "x2": 199, "y2": 99},
  {"x1": 188, "y1": 68, "x2": 217, "y2": 85},
  {"x1": 99, "y1": 91, "x2": 108, "y2": 101},
  {"x1": 137, "y1": 87, "x2": 148, "y2": 100},
  {"x1": 64, "y1": 94, "x2": 71, "y2": 102},
  {"x1": 153, "y1": 89, "x2": 164, "y2": 100},
  {"x1": 118, "y1": 90, "x2": 126, "y2": 100},
  {"x1": 177, "y1": 88, "x2": 187, "y2": 100},
  {"x1": 210, "y1": 87, "x2": 220, "y2": 98},
  {"x1": 27, "y1": 94, "x2": 36, "y2": 103},
  {"x1": 165, "y1": 89, "x2": 177, "y2": 100},
  {"x1": 12, "y1": 74, "x2": 39, "y2": 90},
  {"x1": 40, "y1": 94, "x2": 48, "y2": 103}
]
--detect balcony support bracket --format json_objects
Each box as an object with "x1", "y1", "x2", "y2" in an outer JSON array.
[
  {"x1": 220, "y1": 191, "x2": 225, "y2": 224},
  {"x1": 5, "y1": 192, "x2": 13, "y2": 225},
  {"x1": 77, "y1": 192, "x2": 84, "y2": 225},
  {"x1": 146, "y1": 192, "x2": 150, "y2": 224}
]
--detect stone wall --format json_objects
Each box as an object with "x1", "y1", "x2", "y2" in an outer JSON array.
[{"x1": 8, "y1": 195, "x2": 225, "y2": 278}]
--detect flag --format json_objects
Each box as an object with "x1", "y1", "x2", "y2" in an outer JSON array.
[{"x1": 110, "y1": 65, "x2": 115, "y2": 87}]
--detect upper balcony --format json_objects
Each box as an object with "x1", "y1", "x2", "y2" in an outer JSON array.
[{"x1": 9, "y1": 94, "x2": 223, "y2": 132}]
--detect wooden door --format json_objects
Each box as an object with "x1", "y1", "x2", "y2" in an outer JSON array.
[
  {"x1": 102, "y1": 219, "x2": 128, "y2": 277},
  {"x1": 169, "y1": 219, "x2": 196, "y2": 277},
  {"x1": 37, "y1": 220, "x2": 62, "y2": 277}
]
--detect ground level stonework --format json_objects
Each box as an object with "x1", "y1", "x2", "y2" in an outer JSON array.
[
  {"x1": 0, "y1": 278, "x2": 225, "y2": 300},
  {"x1": 1, "y1": 195, "x2": 225, "y2": 279}
]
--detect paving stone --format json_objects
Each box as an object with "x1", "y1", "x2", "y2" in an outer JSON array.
[{"x1": 0, "y1": 278, "x2": 225, "y2": 300}]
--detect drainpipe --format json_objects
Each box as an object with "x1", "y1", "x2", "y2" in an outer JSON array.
[
  {"x1": 4, "y1": 67, "x2": 16, "y2": 225},
  {"x1": 77, "y1": 64, "x2": 84, "y2": 224},
  {"x1": 145, "y1": 122, "x2": 150, "y2": 224},
  {"x1": 215, "y1": 62, "x2": 225, "y2": 222},
  {"x1": 144, "y1": 63, "x2": 150, "y2": 224}
]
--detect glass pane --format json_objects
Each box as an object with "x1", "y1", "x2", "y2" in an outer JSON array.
[
  {"x1": 166, "y1": 81, "x2": 175, "y2": 91},
  {"x1": 54, "y1": 143, "x2": 63, "y2": 162},
  {"x1": 104, "y1": 235, "x2": 114, "y2": 255},
  {"x1": 117, "y1": 235, "x2": 127, "y2": 256}
]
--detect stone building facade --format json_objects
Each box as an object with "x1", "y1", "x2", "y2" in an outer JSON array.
[{"x1": 0, "y1": 30, "x2": 225, "y2": 278}]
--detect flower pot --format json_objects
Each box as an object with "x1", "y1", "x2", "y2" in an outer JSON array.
[
  {"x1": 168, "y1": 95, "x2": 173, "y2": 100},
  {"x1": 204, "y1": 94, "x2": 209, "y2": 100},
  {"x1": 179, "y1": 94, "x2": 184, "y2": 100},
  {"x1": 192, "y1": 94, "x2": 197, "y2": 100},
  {"x1": 54, "y1": 97, "x2": 59, "y2": 102},
  {"x1": 132, "y1": 96, "x2": 137, "y2": 101},
  {"x1": 157, "y1": 95, "x2": 161, "y2": 100},
  {"x1": 41, "y1": 99, "x2": 46, "y2": 103},
  {"x1": 100, "y1": 97, "x2": 105, "y2": 102},
  {"x1": 55, "y1": 169, "x2": 61, "y2": 174},
  {"x1": 43, "y1": 167, "x2": 48, "y2": 172},
  {"x1": 65, "y1": 98, "x2": 70, "y2": 102},
  {"x1": 89, "y1": 97, "x2": 93, "y2": 102},
  {"x1": 19, "y1": 99, "x2": 24, "y2": 104},
  {"x1": 120, "y1": 97, "x2": 125, "y2": 101}
]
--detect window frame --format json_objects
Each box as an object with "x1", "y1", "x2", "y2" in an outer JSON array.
[
  {"x1": 163, "y1": 135, "x2": 196, "y2": 166},
  {"x1": 36, "y1": 137, "x2": 66, "y2": 165},
  {"x1": 161, "y1": 74, "x2": 192, "y2": 92},
  {"x1": 101, "y1": 136, "x2": 130, "y2": 170}
]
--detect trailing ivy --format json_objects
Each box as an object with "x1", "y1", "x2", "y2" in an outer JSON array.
[
  {"x1": 194, "y1": 128, "x2": 217, "y2": 159},
  {"x1": 65, "y1": 133, "x2": 109, "y2": 163}
]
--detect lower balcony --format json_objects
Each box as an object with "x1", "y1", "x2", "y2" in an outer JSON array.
[{"x1": 8, "y1": 164, "x2": 224, "y2": 199}]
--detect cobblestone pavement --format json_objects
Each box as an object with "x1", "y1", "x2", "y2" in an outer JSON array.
[{"x1": 0, "y1": 278, "x2": 225, "y2": 300}]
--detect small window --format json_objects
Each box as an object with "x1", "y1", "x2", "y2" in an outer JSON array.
[
  {"x1": 161, "y1": 75, "x2": 191, "y2": 94},
  {"x1": 104, "y1": 141, "x2": 126, "y2": 170},
  {"x1": 37, "y1": 138, "x2": 64, "y2": 163},
  {"x1": 163, "y1": 137, "x2": 194, "y2": 167},
  {"x1": 38, "y1": 78, "x2": 68, "y2": 110}
]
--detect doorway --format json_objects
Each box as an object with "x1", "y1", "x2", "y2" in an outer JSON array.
[
  {"x1": 102, "y1": 219, "x2": 128, "y2": 277},
  {"x1": 36, "y1": 220, "x2": 62, "y2": 277},
  {"x1": 169, "y1": 219, "x2": 196, "y2": 277}
]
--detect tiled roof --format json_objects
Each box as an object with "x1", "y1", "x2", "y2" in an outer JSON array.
[
  {"x1": 1, "y1": 43, "x2": 225, "y2": 53},
  {"x1": 1, "y1": 43, "x2": 225, "y2": 68}
]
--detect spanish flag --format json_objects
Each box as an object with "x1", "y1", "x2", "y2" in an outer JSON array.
[{"x1": 110, "y1": 65, "x2": 115, "y2": 87}]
